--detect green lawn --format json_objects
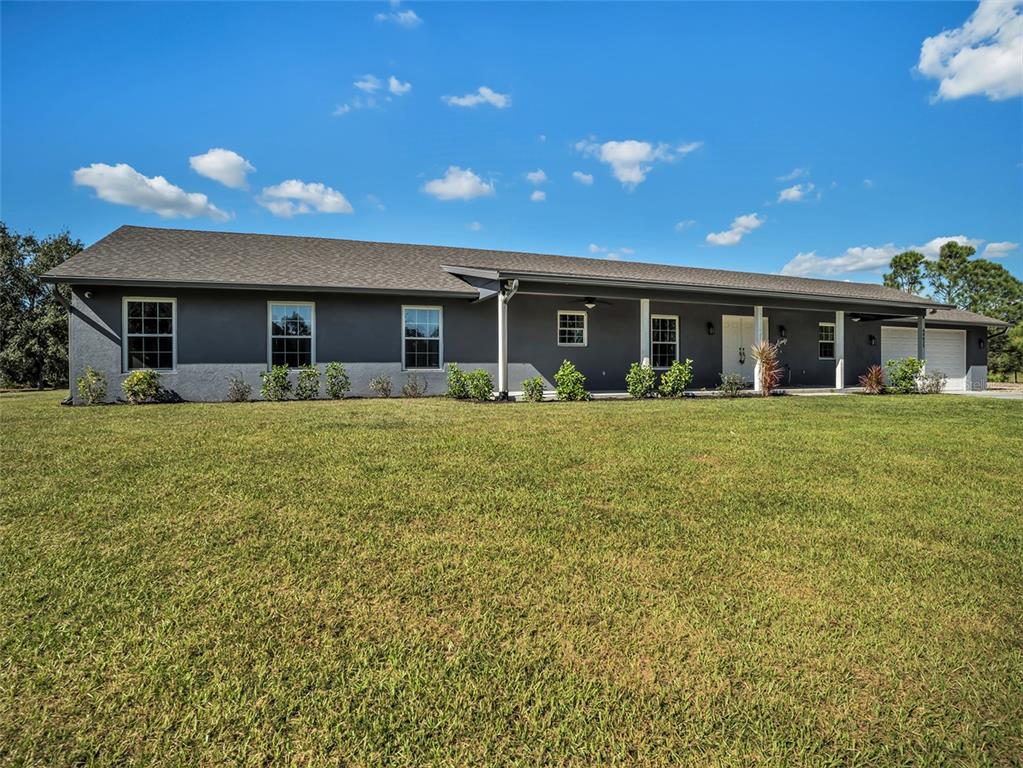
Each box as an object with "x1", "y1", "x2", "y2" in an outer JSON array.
[{"x1": 1, "y1": 391, "x2": 1021, "y2": 766}]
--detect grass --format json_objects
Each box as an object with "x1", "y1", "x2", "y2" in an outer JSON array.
[{"x1": 1, "y1": 391, "x2": 1021, "y2": 766}]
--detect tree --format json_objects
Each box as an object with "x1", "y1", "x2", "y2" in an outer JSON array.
[
  {"x1": 883, "y1": 250, "x2": 926, "y2": 294},
  {"x1": 0, "y1": 222, "x2": 81, "y2": 388},
  {"x1": 924, "y1": 240, "x2": 975, "y2": 306}
]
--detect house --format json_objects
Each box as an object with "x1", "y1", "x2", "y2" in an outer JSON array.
[{"x1": 44, "y1": 225, "x2": 1007, "y2": 401}]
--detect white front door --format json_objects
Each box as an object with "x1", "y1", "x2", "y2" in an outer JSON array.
[{"x1": 721, "y1": 314, "x2": 769, "y2": 381}]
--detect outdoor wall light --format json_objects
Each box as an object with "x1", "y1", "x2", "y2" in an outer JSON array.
[
  {"x1": 778, "y1": 325, "x2": 787, "y2": 339},
  {"x1": 584, "y1": 301, "x2": 596, "y2": 309},
  {"x1": 979, "y1": 337, "x2": 986, "y2": 349},
  {"x1": 868, "y1": 334, "x2": 877, "y2": 346},
  {"x1": 706, "y1": 321, "x2": 715, "y2": 336}
]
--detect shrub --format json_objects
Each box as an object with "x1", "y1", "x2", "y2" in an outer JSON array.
[
  {"x1": 76, "y1": 366, "x2": 107, "y2": 405},
  {"x1": 369, "y1": 375, "x2": 392, "y2": 398},
  {"x1": 918, "y1": 370, "x2": 947, "y2": 394},
  {"x1": 226, "y1": 373, "x2": 252, "y2": 402},
  {"x1": 465, "y1": 369, "x2": 494, "y2": 402},
  {"x1": 659, "y1": 359, "x2": 694, "y2": 398},
  {"x1": 718, "y1": 372, "x2": 745, "y2": 397},
  {"x1": 446, "y1": 363, "x2": 469, "y2": 399},
  {"x1": 521, "y1": 376, "x2": 545, "y2": 402},
  {"x1": 294, "y1": 365, "x2": 320, "y2": 400},
  {"x1": 122, "y1": 369, "x2": 161, "y2": 404},
  {"x1": 750, "y1": 340, "x2": 784, "y2": 396},
  {"x1": 402, "y1": 374, "x2": 428, "y2": 398},
  {"x1": 625, "y1": 363, "x2": 657, "y2": 399},
  {"x1": 886, "y1": 357, "x2": 924, "y2": 394},
  {"x1": 260, "y1": 365, "x2": 292, "y2": 401},
  {"x1": 325, "y1": 362, "x2": 351, "y2": 399},
  {"x1": 858, "y1": 364, "x2": 886, "y2": 395},
  {"x1": 554, "y1": 360, "x2": 589, "y2": 401}
]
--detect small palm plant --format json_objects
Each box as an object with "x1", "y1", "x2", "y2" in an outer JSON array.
[
  {"x1": 858, "y1": 364, "x2": 886, "y2": 394},
  {"x1": 750, "y1": 340, "x2": 784, "y2": 396}
]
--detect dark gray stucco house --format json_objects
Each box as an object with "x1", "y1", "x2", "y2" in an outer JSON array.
[{"x1": 44, "y1": 225, "x2": 1007, "y2": 401}]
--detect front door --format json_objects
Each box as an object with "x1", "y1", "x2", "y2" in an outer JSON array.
[{"x1": 721, "y1": 314, "x2": 769, "y2": 381}]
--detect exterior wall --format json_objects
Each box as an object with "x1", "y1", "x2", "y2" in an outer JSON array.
[{"x1": 67, "y1": 284, "x2": 989, "y2": 401}]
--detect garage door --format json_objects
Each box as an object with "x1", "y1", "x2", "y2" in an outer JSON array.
[{"x1": 881, "y1": 326, "x2": 966, "y2": 391}]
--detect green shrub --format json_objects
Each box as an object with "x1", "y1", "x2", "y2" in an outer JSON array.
[
  {"x1": 260, "y1": 365, "x2": 292, "y2": 401},
  {"x1": 76, "y1": 366, "x2": 107, "y2": 405},
  {"x1": 446, "y1": 363, "x2": 469, "y2": 399},
  {"x1": 886, "y1": 357, "x2": 924, "y2": 394},
  {"x1": 717, "y1": 372, "x2": 745, "y2": 397},
  {"x1": 918, "y1": 371, "x2": 947, "y2": 394},
  {"x1": 659, "y1": 359, "x2": 693, "y2": 398},
  {"x1": 402, "y1": 374, "x2": 428, "y2": 398},
  {"x1": 294, "y1": 365, "x2": 320, "y2": 400},
  {"x1": 554, "y1": 360, "x2": 589, "y2": 401},
  {"x1": 226, "y1": 373, "x2": 252, "y2": 402},
  {"x1": 369, "y1": 375, "x2": 392, "y2": 398},
  {"x1": 325, "y1": 362, "x2": 351, "y2": 399},
  {"x1": 858, "y1": 364, "x2": 885, "y2": 395},
  {"x1": 121, "y1": 369, "x2": 161, "y2": 404},
  {"x1": 521, "y1": 376, "x2": 545, "y2": 402},
  {"x1": 465, "y1": 369, "x2": 493, "y2": 402},
  {"x1": 625, "y1": 363, "x2": 656, "y2": 399}
]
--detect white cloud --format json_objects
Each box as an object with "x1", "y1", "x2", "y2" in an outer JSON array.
[
  {"x1": 674, "y1": 219, "x2": 696, "y2": 232},
  {"x1": 777, "y1": 182, "x2": 815, "y2": 203},
  {"x1": 388, "y1": 76, "x2": 412, "y2": 96},
  {"x1": 780, "y1": 235, "x2": 987, "y2": 277},
  {"x1": 422, "y1": 166, "x2": 495, "y2": 201},
  {"x1": 188, "y1": 148, "x2": 255, "y2": 190},
  {"x1": 862, "y1": 178, "x2": 874, "y2": 188},
  {"x1": 73, "y1": 162, "x2": 228, "y2": 220},
  {"x1": 466, "y1": 221, "x2": 483, "y2": 231},
  {"x1": 588, "y1": 243, "x2": 632, "y2": 260},
  {"x1": 375, "y1": 8, "x2": 422, "y2": 27},
  {"x1": 258, "y1": 179, "x2": 354, "y2": 217},
  {"x1": 917, "y1": 0, "x2": 1023, "y2": 102},
  {"x1": 354, "y1": 74, "x2": 382, "y2": 93},
  {"x1": 366, "y1": 193, "x2": 385, "y2": 211},
  {"x1": 620, "y1": 247, "x2": 635, "y2": 255},
  {"x1": 332, "y1": 95, "x2": 380, "y2": 116},
  {"x1": 538, "y1": 134, "x2": 547, "y2": 143},
  {"x1": 442, "y1": 86, "x2": 511, "y2": 109},
  {"x1": 777, "y1": 167, "x2": 809, "y2": 182},
  {"x1": 530, "y1": 190, "x2": 546, "y2": 202},
  {"x1": 525, "y1": 169, "x2": 547, "y2": 184},
  {"x1": 572, "y1": 171, "x2": 594, "y2": 185},
  {"x1": 333, "y1": 104, "x2": 352, "y2": 116},
  {"x1": 984, "y1": 240, "x2": 1018, "y2": 257},
  {"x1": 575, "y1": 138, "x2": 702, "y2": 189},
  {"x1": 706, "y1": 212, "x2": 765, "y2": 246}
]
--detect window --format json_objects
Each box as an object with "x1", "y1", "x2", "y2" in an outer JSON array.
[
  {"x1": 403, "y1": 306, "x2": 442, "y2": 370},
  {"x1": 268, "y1": 302, "x2": 314, "y2": 368},
  {"x1": 123, "y1": 298, "x2": 175, "y2": 371},
  {"x1": 818, "y1": 322, "x2": 835, "y2": 359},
  {"x1": 651, "y1": 315, "x2": 679, "y2": 368},
  {"x1": 558, "y1": 311, "x2": 587, "y2": 346}
]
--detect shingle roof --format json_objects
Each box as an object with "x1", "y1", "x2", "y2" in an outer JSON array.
[
  {"x1": 924, "y1": 308, "x2": 1010, "y2": 328},
  {"x1": 46, "y1": 225, "x2": 947, "y2": 308}
]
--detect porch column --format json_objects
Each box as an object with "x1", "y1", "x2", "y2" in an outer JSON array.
[
  {"x1": 917, "y1": 315, "x2": 926, "y2": 372},
  {"x1": 497, "y1": 287, "x2": 509, "y2": 398},
  {"x1": 834, "y1": 310, "x2": 845, "y2": 389},
  {"x1": 639, "y1": 298, "x2": 650, "y2": 366},
  {"x1": 753, "y1": 305, "x2": 764, "y2": 392}
]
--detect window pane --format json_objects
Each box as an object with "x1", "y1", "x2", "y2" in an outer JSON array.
[
  {"x1": 127, "y1": 318, "x2": 142, "y2": 334},
  {"x1": 127, "y1": 302, "x2": 142, "y2": 318}
]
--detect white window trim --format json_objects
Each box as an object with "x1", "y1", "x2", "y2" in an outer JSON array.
[
  {"x1": 557, "y1": 310, "x2": 588, "y2": 347},
  {"x1": 818, "y1": 321, "x2": 835, "y2": 360},
  {"x1": 266, "y1": 300, "x2": 316, "y2": 370},
  {"x1": 401, "y1": 305, "x2": 444, "y2": 371},
  {"x1": 650, "y1": 314, "x2": 680, "y2": 369},
  {"x1": 122, "y1": 296, "x2": 177, "y2": 373}
]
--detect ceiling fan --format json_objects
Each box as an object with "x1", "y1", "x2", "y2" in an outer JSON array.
[{"x1": 570, "y1": 297, "x2": 613, "y2": 309}]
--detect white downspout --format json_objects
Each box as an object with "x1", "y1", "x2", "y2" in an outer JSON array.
[
  {"x1": 835, "y1": 310, "x2": 845, "y2": 390},
  {"x1": 640, "y1": 298, "x2": 650, "y2": 366},
  {"x1": 753, "y1": 305, "x2": 764, "y2": 392}
]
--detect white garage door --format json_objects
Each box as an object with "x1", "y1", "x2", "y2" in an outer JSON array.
[{"x1": 881, "y1": 326, "x2": 966, "y2": 391}]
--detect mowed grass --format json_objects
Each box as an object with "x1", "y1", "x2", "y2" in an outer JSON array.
[{"x1": 1, "y1": 391, "x2": 1021, "y2": 766}]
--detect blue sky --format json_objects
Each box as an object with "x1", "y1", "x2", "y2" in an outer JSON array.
[{"x1": 2, "y1": 1, "x2": 1021, "y2": 283}]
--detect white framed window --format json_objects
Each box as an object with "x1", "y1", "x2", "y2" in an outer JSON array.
[
  {"x1": 818, "y1": 322, "x2": 835, "y2": 360},
  {"x1": 402, "y1": 305, "x2": 442, "y2": 370},
  {"x1": 651, "y1": 315, "x2": 679, "y2": 368},
  {"x1": 268, "y1": 302, "x2": 315, "y2": 368},
  {"x1": 557, "y1": 310, "x2": 587, "y2": 346},
  {"x1": 123, "y1": 297, "x2": 176, "y2": 371}
]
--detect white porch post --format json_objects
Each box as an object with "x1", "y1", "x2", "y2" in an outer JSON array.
[
  {"x1": 497, "y1": 287, "x2": 509, "y2": 398},
  {"x1": 639, "y1": 298, "x2": 651, "y2": 366},
  {"x1": 753, "y1": 305, "x2": 764, "y2": 392},
  {"x1": 917, "y1": 315, "x2": 926, "y2": 371},
  {"x1": 834, "y1": 310, "x2": 845, "y2": 389}
]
